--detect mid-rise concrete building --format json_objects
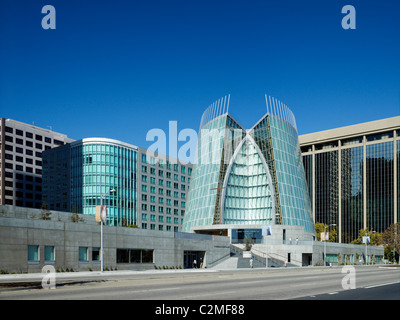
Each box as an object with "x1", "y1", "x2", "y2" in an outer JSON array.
[{"x1": 0, "y1": 118, "x2": 74, "y2": 209}]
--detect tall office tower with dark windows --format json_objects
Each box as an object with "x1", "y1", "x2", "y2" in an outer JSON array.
[
  {"x1": 43, "y1": 138, "x2": 192, "y2": 231},
  {"x1": 0, "y1": 118, "x2": 74, "y2": 208},
  {"x1": 299, "y1": 116, "x2": 400, "y2": 243}
]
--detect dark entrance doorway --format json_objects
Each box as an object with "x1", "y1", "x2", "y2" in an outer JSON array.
[{"x1": 184, "y1": 251, "x2": 205, "y2": 268}]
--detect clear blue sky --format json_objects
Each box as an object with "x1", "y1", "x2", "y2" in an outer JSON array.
[{"x1": 1, "y1": 0, "x2": 399, "y2": 154}]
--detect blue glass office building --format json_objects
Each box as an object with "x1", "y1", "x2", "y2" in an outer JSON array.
[
  {"x1": 69, "y1": 138, "x2": 137, "y2": 226},
  {"x1": 43, "y1": 138, "x2": 192, "y2": 230},
  {"x1": 182, "y1": 95, "x2": 315, "y2": 234}
]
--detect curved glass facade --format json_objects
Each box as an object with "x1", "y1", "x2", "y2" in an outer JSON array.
[
  {"x1": 70, "y1": 139, "x2": 137, "y2": 226},
  {"x1": 222, "y1": 136, "x2": 273, "y2": 224},
  {"x1": 182, "y1": 95, "x2": 315, "y2": 233}
]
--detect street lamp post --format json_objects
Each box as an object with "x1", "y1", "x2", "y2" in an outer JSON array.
[
  {"x1": 100, "y1": 189, "x2": 116, "y2": 273},
  {"x1": 365, "y1": 230, "x2": 376, "y2": 265},
  {"x1": 265, "y1": 218, "x2": 272, "y2": 268},
  {"x1": 324, "y1": 224, "x2": 336, "y2": 267}
]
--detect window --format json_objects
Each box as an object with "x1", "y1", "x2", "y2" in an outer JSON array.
[
  {"x1": 116, "y1": 249, "x2": 153, "y2": 263},
  {"x1": 92, "y1": 248, "x2": 100, "y2": 262},
  {"x1": 28, "y1": 245, "x2": 39, "y2": 263},
  {"x1": 44, "y1": 246, "x2": 55, "y2": 263},
  {"x1": 54, "y1": 139, "x2": 63, "y2": 145},
  {"x1": 79, "y1": 247, "x2": 88, "y2": 262}
]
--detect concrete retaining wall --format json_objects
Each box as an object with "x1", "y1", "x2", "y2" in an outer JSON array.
[{"x1": 0, "y1": 205, "x2": 230, "y2": 273}]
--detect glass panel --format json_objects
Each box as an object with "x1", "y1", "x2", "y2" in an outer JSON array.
[
  {"x1": 28, "y1": 245, "x2": 39, "y2": 261},
  {"x1": 79, "y1": 247, "x2": 88, "y2": 261},
  {"x1": 116, "y1": 249, "x2": 129, "y2": 263},
  {"x1": 44, "y1": 246, "x2": 55, "y2": 261},
  {"x1": 130, "y1": 250, "x2": 141, "y2": 263},
  {"x1": 92, "y1": 247, "x2": 100, "y2": 261},
  {"x1": 341, "y1": 147, "x2": 363, "y2": 243},
  {"x1": 141, "y1": 250, "x2": 153, "y2": 263},
  {"x1": 366, "y1": 142, "x2": 394, "y2": 233}
]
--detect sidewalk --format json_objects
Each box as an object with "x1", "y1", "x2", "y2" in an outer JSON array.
[{"x1": 0, "y1": 268, "x2": 218, "y2": 283}]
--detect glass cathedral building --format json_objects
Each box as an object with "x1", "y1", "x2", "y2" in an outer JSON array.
[
  {"x1": 299, "y1": 116, "x2": 400, "y2": 243},
  {"x1": 182, "y1": 95, "x2": 315, "y2": 234}
]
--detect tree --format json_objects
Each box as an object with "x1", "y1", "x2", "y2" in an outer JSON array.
[
  {"x1": 350, "y1": 228, "x2": 382, "y2": 246},
  {"x1": 244, "y1": 236, "x2": 254, "y2": 251},
  {"x1": 382, "y1": 223, "x2": 400, "y2": 261},
  {"x1": 40, "y1": 202, "x2": 52, "y2": 220},
  {"x1": 315, "y1": 222, "x2": 337, "y2": 242}
]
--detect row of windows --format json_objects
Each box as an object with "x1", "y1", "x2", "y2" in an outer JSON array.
[
  {"x1": 2, "y1": 199, "x2": 42, "y2": 207},
  {"x1": 27, "y1": 245, "x2": 153, "y2": 264},
  {"x1": 141, "y1": 184, "x2": 186, "y2": 193},
  {"x1": 141, "y1": 202, "x2": 186, "y2": 211},
  {"x1": 301, "y1": 130, "x2": 399, "y2": 152},
  {"x1": 4, "y1": 163, "x2": 42, "y2": 174},
  {"x1": 4, "y1": 190, "x2": 42, "y2": 199},
  {"x1": 3, "y1": 172, "x2": 42, "y2": 182},
  {"x1": 3, "y1": 126, "x2": 64, "y2": 145},
  {"x1": 3, "y1": 135, "x2": 58, "y2": 150},
  {"x1": 142, "y1": 194, "x2": 186, "y2": 203},
  {"x1": 141, "y1": 214, "x2": 182, "y2": 224},
  {"x1": 4, "y1": 153, "x2": 42, "y2": 165},
  {"x1": 3, "y1": 181, "x2": 42, "y2": 191},
  {"x1": 141, "y1": 223, "x2": 180, "y2": 232},
  {"x1": 140, "y1": 154, "x2": 192, "y2": 175},
  {"x1": 4, "y1": 144, "x2": 44, "y2": 156},
  {"x1": 141, "y1": 172, "x2": 189, "y2": 183}
]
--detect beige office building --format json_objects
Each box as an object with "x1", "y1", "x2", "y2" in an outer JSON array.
[{"x1": 0, "y1": 118, "x2": 74, "y2": 208}]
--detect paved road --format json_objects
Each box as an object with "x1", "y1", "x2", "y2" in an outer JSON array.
[{"x1": 0, "y1": 266, "x2": 399, "y2": 300}]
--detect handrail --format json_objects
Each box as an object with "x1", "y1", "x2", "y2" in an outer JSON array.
[
  {"x1": 251, "y1": 246, "x2": 303, "y2": 265},
  {"x1": 206, "y1": 253, "x2": 231, "y2": 268}
]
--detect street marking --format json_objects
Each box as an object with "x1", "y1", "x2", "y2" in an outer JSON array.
[
  {"x1": 364, "y1": 281, "x2": 400, "y2": 289},
  {"x1": 328, "y1": 292, "x2": 338, "y2": 295},
  {"x1": 184, "y1": 290, "x2": 237, "y2": 299},
  {"x1": 132, "y1": 287, "x2": 181, "y2": 293}
]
